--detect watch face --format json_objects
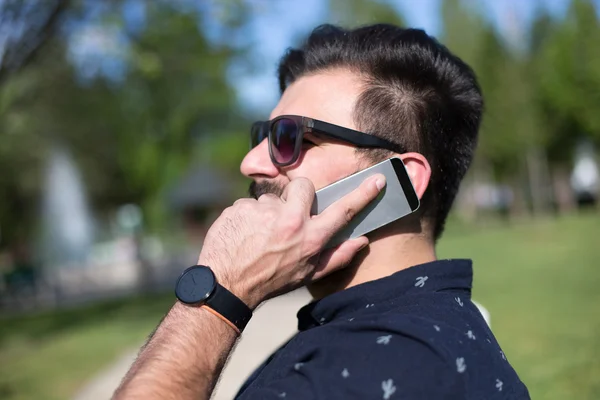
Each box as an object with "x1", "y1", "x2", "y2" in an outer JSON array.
[{"x1": 175, "y1": 266, "x2": 216, "y2": 304}]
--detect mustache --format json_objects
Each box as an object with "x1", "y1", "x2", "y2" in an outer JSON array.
[{"x1": 248, "y1": 180, "x2": 285, "y2": 200}]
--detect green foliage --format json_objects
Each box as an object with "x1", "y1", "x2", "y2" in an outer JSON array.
[
  {"x1": 442, "y1": 0, "x2": 541, "y2": 180},
  {"x1": 0, "y1": 1, "x2": 251, "y2": 246},
  {"x1": 327, "y1": 0, "x2": 405, "y2": 27},
  {"x1": 441, "y1": 0, "x2": 487, "y2": 65},
  {"x1": 105, "y1": 4, "x2": 244, "y2": 228},
  {"x1": 533, "y1": 0, "x2": 600, "y2": 162},
  {"x1": 441, "y1": 0, "x2": 599, "y2": 217}
]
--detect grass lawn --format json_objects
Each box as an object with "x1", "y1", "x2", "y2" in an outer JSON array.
[
  {"x1": 0, "y1": 212, "x2": 598, "y2": 399},
  {"x1": 0, "y1": 294, "x2": 175, "y2": 400},
  {"x1": 438, "y1": 212, "x2": 600, "y2": 400}
]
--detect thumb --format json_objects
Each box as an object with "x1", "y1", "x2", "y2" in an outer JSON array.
[{"x1": 311, "y1": 236, "x2": 369, "y2": 281}]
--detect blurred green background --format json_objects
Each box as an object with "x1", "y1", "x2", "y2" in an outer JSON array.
[{"x1": 1, "y1": 0, "x2": 599, "y2": 399}]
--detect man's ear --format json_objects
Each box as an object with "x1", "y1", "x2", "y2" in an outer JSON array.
[{"x1": 397, "y1": 153, "x2": 431, "y2": 199}]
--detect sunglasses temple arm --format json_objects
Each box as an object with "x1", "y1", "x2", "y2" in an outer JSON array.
[{"x1": 311, "y1": 119, "x2": 400, "y2": 152}]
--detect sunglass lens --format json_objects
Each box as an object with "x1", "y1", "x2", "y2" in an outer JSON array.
[
  {"x1": 270, "y1": 119, "x2": 298, "y2": 164},
  {"x1": 251, "y1": 122, "x2": 267, "y2": 148}
]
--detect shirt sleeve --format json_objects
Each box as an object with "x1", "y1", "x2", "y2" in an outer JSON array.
[{"x1": 236, "y1": 325, "x2": 466, "y2": 400}]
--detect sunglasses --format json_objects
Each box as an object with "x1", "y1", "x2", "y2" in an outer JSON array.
[{"x1": 251, "y1": 115, "x2": 402, "y2": 166}]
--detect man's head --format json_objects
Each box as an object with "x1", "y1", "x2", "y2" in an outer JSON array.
[{"x1": 242, "y1": 24, "x2": 483, "y2": 241}]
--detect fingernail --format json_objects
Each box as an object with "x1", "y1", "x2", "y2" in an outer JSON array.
[
  {"x1": 375, "y1": 175, "x2": 386, "y2": 191},
  {"x1": 358, "y1": 239, "x2": 369, "y2": 251}
]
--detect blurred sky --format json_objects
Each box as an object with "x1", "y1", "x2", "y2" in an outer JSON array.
[
  {"x1": 234, "y1": 0, "x2": 574, "y2": 114},
  {"x1": 66, "y1": 0, "x2": 596, "y2": 115}
]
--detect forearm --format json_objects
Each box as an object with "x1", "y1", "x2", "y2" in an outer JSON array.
[
  {"x1": 113, "y1": 301, "x2": 238, "y2": 400},
  {"x1": 112, "y1": 176, "x2": 382, "y2": 398}
]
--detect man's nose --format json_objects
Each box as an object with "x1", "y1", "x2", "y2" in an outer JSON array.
[{"x1": 240, "y1": 139, "x2": 279, "y2": 179}]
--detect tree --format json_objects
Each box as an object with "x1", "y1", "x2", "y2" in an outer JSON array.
[
  {"x1": 0, "y1": 0, "x2": 251, "y2": 252},
  {"x1": 532, "y1": 0, "x2": 600, "y2": 211},
  {"x1": 0, "y1": 0, "x2": 70, "y2": 85},
  {"x1": 441, "y1": 0, "x2": 487, "y2": 67},
  {"x1": 442, "y1": 0, "x2": 552, "y2": 217},
  {"x1": 327, "y1": 0, "x2": 405, "y2": 27},
  {"x1": 0, "y1": 0, "x2": 72, "y2": 253},
  {"x1": 535, "y1": 0, "x2": 600, "y2": 154}
]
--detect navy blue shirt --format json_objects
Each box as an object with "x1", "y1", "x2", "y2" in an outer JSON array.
[{"x1": 235, "y1": 259, "x2": 530, "y2": 399}]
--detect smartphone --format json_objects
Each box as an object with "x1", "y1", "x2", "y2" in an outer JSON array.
[{"x1": 311, "y1": 157, "x2": 420, "y2": 249}]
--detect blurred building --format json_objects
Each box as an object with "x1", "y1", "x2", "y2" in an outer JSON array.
[
  {"x1": 0, "y1": 163, "x2": 243, "y2": 313},
  {"x1": 168, "y1": 164, "x2": 243, "y2": 244}
]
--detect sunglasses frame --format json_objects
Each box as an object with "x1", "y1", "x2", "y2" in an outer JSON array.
[{"x1": 252, "y1": 115, "x2": 403, "y2": 167}]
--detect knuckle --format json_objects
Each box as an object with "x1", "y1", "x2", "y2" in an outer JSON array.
[
  {"x1": 283, "y1": 212, "x2": 304, "y2": 231},
  {"x1": 222, "y1": 205, "x2": 235, "y2": 216},
  {"x1": 234, "y1": 198, "x2": 254, "y2": 210},
  {"x1": 303, "y1": 180, "x2": 316, "y2": 196},
  {"x1": 343, "y1": 205, "x2": 355, "y2": 223},
  {"x1": 299, "y1": 176, "x2": 315, "y2": 189},
  {"x1": 292, "y1": 177, "x2": 315, "y2": 194},
  {"x1": 232, "y1": 198, "x2": 246, "y2": 208},
  {"x1": 262, "y1": 206, "x2": 279, "y2": 221},
  {"x1": 258, "y1": 193, "x2": 279, "y2": 203},
  {"x1": 305, "y1": 236, "x2": 324, "y2": 255}
]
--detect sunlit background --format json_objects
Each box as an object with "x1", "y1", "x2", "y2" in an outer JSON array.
[{"x1": 1, "y1": 0, "x2": 599, "y2": 399}]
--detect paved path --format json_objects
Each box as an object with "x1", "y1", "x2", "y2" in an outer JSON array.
[{"x1": 73, "y1": 289, "x2": 312, "y2": 400}]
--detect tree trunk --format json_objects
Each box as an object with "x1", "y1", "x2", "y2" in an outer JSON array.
[
  {"x1": 551, "y1": 165, "x2": 576, "y2": 214},
  {"x1": 508, "y1": 176, "x2": 529, "y2": 219},
  {"x1": 526, "y1": 147, "x2": 549, "y2": 216},
  {"x1": 455, "y1": 169, "x2": 479, "y2": 223}
]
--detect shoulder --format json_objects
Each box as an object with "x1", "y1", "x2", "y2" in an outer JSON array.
[
  {"x1": 293, "y1": 319, "x2": 467, "y2": 399},
  {"x1": 308, "y1": 309, "x2": 527, "y2": 400},
  {"x1": 316, "y1": 301, "x2": 501, "y2": 373},
  {"x1": 238, "y1": 322, "x2": 467, "y2": 400},
  {"x1": 321, "y1": 313, "x2": 465, "y2": 367}
]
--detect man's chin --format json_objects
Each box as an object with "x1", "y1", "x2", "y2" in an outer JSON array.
[{"x1": 248, "y1": 180, "x2": 285, "y2": 199}]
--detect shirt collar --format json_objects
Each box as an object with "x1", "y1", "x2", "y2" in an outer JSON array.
[{"x1": 297, "y1": 259, "x2": 473, "y2": 331}]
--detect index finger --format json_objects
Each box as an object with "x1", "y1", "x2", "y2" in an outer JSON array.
[
  {"x1": 281, "y1": 177, "x2": 316, "y2": 213},
  {"x1": 310, "y1": 173, "x2": 386, "y2": 242}
]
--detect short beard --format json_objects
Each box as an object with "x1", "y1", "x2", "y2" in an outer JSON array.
[{"x1": 248, "y1": 180, "x2": 285, "y2": 200}]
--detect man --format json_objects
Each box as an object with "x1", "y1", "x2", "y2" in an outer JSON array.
[{"x1": 114, "y1": 24, "x2": 530, "y2": 399}]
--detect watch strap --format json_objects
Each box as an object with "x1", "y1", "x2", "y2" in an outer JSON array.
[{"x1": 206, "y1": 283, "x2": 252, "y2": 333}]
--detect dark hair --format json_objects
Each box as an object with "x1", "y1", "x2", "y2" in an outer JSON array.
[{"x1": 277, "y1": 24, "x2": 483, "y2": 240}]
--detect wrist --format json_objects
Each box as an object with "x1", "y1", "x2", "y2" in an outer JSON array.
[
  {"x1": 211, "y1": 269, "x2": 262, "y2": 311},
  {"x1": 198, "y1": 255, "x2": 264, "y2": 310},
  {"x1": 175, "y1": 264, "x2": 255, "y2": 332}
]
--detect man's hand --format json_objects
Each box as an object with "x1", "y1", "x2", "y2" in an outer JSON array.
[
  {"x1": 199, "y1": 174, "x2": 386, "y2": 309},
  {"x1": 113, "y1": 174, "x2": 385, "y2": 400}
]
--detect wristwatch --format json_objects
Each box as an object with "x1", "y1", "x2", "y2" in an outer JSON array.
[{"x1": 175, "y1": 265, "x2": 252, "y2": 334}]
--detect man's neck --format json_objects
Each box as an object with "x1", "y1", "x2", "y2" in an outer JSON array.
[{"x1": 308, "y1": 227, "x2": 436, "y2": 300}]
